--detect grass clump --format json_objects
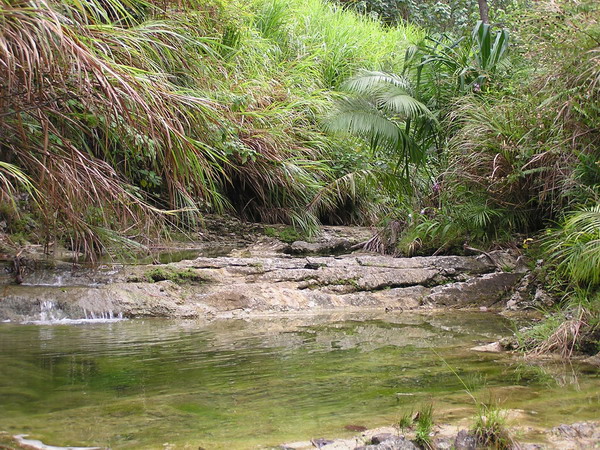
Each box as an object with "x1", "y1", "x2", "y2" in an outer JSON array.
[
  {"x1": 395, "y1": 403, "x2": 434, "y2": 448},
  {"x1": 263, "y1": 226, "x2": 304, "y2": 243},
  {"x1": 414, "y1": 403, "x2": 434, "y2": 449},
  {"x1": 472, "y1": 403, "x2": 513, "y2": 449},
  {"x1": 397, "y1": 408, "x2": 413, "y2": 431},
  {"x1": 519, "y1": 291, "x2": 600, "y2": 357}
]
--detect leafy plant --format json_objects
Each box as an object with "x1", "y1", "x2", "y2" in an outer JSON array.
[
  {"x1": 406, "y1": 20, "x2": 510, "y2": 103},
  {"x1": 544, "y1": 204, "x2": 600, "y2": 287},
  {"x1": 327, "y1": 70, "x2": 436, "y2": 178},
  {"x1": 414, "y1": 403, "x2": 434, "y2": 448}
]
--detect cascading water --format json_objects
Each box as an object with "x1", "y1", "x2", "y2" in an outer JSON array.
[{"x1": 26, "y1": 301, "x2": 125, "y2": 325}]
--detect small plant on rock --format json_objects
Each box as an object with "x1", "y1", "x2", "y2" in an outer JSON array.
[
  {"x1": 472, "y1": 402, "x2": 513, "y2": 449},
  {"x1": 397, "y1": 408, "x2": 414, "y2": 431},
  {"x1": 414, "y1": 403, "x2": 434, "y2": 449}
]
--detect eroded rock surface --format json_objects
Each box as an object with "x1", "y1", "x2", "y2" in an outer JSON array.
[
  {"x1": 1, "y1": 250, "x2": 525, "y2": 322},
  {"x1": 281, "y1": 421, "x2": 600, "y2": 450}
]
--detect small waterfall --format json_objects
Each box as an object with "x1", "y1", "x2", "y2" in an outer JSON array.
[
  {"x1": 39, "y1": 301, "x2": 65, "y2": 322},
  {"x1": 26, "y1": 301, "x2": 125, "y2": 325},
  {"x1": 83, "y1": 308, "x2": 124, "y2": 321}
]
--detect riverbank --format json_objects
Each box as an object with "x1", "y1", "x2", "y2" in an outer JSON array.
[
  {"x1": 280, "y1": 420, "x2": 600, "y2": 450},
  {"x1": 1, "y1": 223, "x2": 532, "y2": 323}
]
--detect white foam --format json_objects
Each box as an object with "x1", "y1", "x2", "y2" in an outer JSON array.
[
  {"x1": 24, "y1": 317, "x2": 126, "y2": 325},
  {"x1": 13, "y1": 435, "x2": 102, "y2": 450}
]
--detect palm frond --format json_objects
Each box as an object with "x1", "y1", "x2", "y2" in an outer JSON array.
[
  {"x1": 326, "y1": 96, "x2": 403, "y2": 149},
  {"x1": 343, "y1": 70, "x2": 412, "y2": 92}
]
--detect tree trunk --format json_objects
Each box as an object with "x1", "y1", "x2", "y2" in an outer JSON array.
[{"x1": 477, "y1": 0, "x2": 490, "y2": 23}]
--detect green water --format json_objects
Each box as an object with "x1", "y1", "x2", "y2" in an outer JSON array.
[{"x1": 0, "y1": 312, "x2": 598, "y2": 449}]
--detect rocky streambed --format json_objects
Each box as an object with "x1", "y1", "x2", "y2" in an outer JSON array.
[
  {"x1": 280, "y1": 421, "x2": 600, "y2": 450},
  {"x1": 2, "y1": 226, "x2": 598, "y2": 450},
  {"x1": 1, "y1": 244, "x2": 527, "y2": 323}
]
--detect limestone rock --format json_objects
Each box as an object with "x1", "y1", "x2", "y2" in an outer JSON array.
[
  {"x1": 470, "y1": 341, "x2": 504, "y2": 353},
  {"x1": 453, "y1": 430, "x2": 478, "y2": 450},
  {"x1": 424, "y1": 272, "x2": 523, "y2": 307},
  {"x1": 1, "y1": 250, "x2": 527, "y2": 322}
]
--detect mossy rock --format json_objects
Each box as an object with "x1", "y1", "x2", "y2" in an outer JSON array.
[{"x1": 128, "y1": 267, "x2": 206, "y2": 284}]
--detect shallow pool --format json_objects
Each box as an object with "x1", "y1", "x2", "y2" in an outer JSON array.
[{"x1": 0, "y1": 312, "x2": 598, "y2": 448}]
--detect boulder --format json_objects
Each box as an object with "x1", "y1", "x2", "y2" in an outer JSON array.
[{"x1": 453, "y1": 430, "x2": 478, "y2": 450}]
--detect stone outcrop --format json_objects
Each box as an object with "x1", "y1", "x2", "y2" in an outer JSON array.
[
  {"x1": 0, "y1": 250, "x2": 527, "y2": 323},
  {"x1": 280, "y1": 421, "x2": 600, "y2": 450}
]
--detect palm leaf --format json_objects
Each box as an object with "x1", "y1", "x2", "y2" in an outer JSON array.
[{"x1": 343, "y1": 70, "x2": 412, "y2": 92}]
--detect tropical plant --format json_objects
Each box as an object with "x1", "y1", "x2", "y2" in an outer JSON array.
[
  {"x1": 544, "y1": 205, "x2": 600, "y2": 287},
  {"x1": 404, "y1": 20, "x2": 510, "y2": 106},
  {"x1": 326, "y1": 70, "x2": 437, "y2": 179}
]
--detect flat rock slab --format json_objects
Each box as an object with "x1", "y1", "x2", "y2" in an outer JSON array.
[
  {"x1": 424, "y1": 272, "x2": 522, "y2": 307},
  {"x1": 1, "y1": 251, "x2": 525, "y2": 322}
]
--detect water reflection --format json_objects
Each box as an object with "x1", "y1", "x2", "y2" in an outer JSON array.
[{"x1": 0, "y1": 312, "x2": 598, "y2": 449}]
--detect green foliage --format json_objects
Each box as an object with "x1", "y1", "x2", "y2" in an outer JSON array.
[
  {"x1": 472, "y1": 402, "x2": 513, "y2": 449},
  {"x1": 0, "y1": 0, "x2": 425, "y2": 258},
  {"x1": 2, "y1": 0, "x2": 595, "y2": 273},
  {"x1": 403, "y1": 20, "x2": 511, "y2": 110},
  {"x1": 447, "y1": 0, "x2": 599, "y2": 225},
  {"x1": 334, "y1": 0, "x2": 522, "y2": 33},
  {"x1": 263, "y1": 226, "x2": 304, "y2": 243},
  {"x1": 544, "y1": 205, "x2": 600, "y2": 287},
  {"x1": 414, "y1": 403, "x2": 434, "y2": 448}
]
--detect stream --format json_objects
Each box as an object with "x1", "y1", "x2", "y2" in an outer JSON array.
[{"x1": 0, "y1": 311, "x2": 598, "y2": 449}]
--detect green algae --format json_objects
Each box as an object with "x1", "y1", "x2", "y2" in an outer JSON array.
[{"x1": 0, "y1": 312, "x2": 598, "y2": 449}]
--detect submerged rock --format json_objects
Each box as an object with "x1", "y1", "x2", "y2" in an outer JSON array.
[
  {"x1": 12, "y1": 434, "x2": 103, "y2": 450},
  {"x1": 470, "y1": 341, "x2": 504, "y2": 353},
  {"x1": 356, "y1": 435, "x2": 418, "y2": 449},
  {"x1": 311, "y1": 438, "x2": 336, "y2": 448},
  {"x1": 552, "y1": 422, "x2": 600, "y2": 439}
]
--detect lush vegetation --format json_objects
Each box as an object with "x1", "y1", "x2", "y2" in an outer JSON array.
[
  {"x1": 332, "y1": 0, "x2": 520, "y2": 31},
  {"x1": 0, "y1": 0, "x2": 598, "y2": 355},
  {"x1": 0, "y1": 0, "x2": 424, "y2": 257}
]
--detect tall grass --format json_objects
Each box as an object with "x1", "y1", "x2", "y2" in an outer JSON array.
[{"x1": 0, "y1": 0, "x2": 424, "y2": 257}]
